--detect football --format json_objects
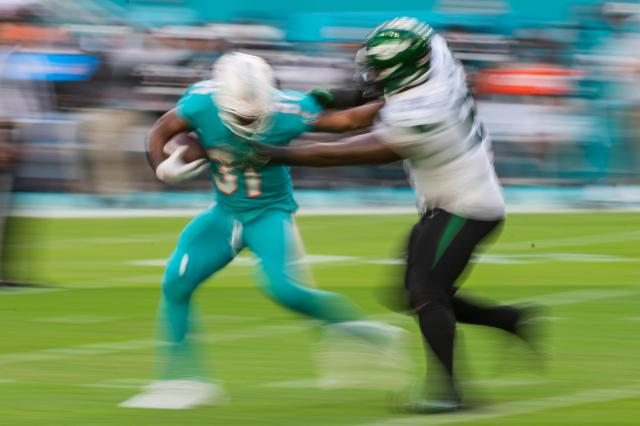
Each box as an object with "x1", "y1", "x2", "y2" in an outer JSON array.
[{"x1": 163, "y1": 132, "x2": 207, "y2": 163}]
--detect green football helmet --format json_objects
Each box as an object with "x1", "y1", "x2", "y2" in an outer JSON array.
[{"x1": 356, "y1": 17, "x2": 434, "y2": 96}]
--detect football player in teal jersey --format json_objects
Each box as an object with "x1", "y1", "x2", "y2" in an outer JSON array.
[{"x1": 120, "y1": 52, "x2": 391, "y2": 409}]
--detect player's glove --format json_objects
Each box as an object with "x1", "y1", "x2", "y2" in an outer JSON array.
[
  {"x1": 307, "y1": 87, "x2": 376, "y2": 109},
  {"x1": 155, "y1": 145, "x2": 209, "y2": 183}
]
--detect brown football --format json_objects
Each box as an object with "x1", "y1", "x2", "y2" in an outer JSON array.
[{"x1": 163, "y1": 132, "x2": 207, "y2": 163}]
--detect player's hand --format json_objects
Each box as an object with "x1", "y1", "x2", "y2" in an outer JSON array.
[{"x1": 155, "y1": 145, "x2": 209, "y2": 183}]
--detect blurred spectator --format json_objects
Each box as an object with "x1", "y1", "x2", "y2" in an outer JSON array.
[{"x1": 0, "y1": 0, "x2": 637, "y2": 200}]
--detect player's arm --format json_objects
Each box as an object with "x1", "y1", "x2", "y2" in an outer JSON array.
[
  {"x1": 311, "y1": 100, "x2": 384, "y2": 133},
  {"x1": 146, "y1": 109, "x2": 190, "y2": 170},
  {"x1": 255, "y1": 132, "x2": 401, "y2": 167},
  {"x1": 146, "y1": 109, "x2": 208, "y2": 183}
]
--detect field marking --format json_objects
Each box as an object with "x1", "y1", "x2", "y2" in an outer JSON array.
[
  {"x1": 260, "y1": 378, "x2": 375, "y2": 389},
  {"x1": 11, "y1": 207, "x2": 418, "y2": 218},
  {"x1": 0, "y1": 287, "x2": 66, "y2": 296},
  {"x1": 0, "y1": 323, "x2": 306, "y2": 367},
  {"x1": 129, "y1": 255, "x2": 359, "y2": 268},
  {"x1": 31, "y1": 315, "x2": 124, "y2": 325},
  {"x1": 261, "y1": 378, "x2": 550, "y2": 390},
  {"x1": 468, "y1": 378, "x2": 549, "y2": 387},
  {"x1": 368, "y1": 253, "x2": 636, "y2": 265},
  {"x1": 8, "y1": 232, "x2": 177, "y2": 249},
  {"x1": 359, "y1": 384, "x2": 640, "y2": 426},
  {"x1": 1, "y1": 287, "x2": 634, "y2": 369},
  {"x1": 508, "y1": 288, "x2": 639, "y2": 306},
  {"x1": 129, "y1": 252, "x2": 637, "y2": 270},
  {"x1": 492, "y1": 230, "x2": 640, "y2": 251}
]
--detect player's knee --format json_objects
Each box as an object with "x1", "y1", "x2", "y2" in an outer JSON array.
[
  {"x1": 162, "y1": 274, "x2": 190, "y2": 303},
  {"x1": 408, "y1": 281, "x2": 451, "y2": 312},
  {"x1": 162, "y1": 253, "x2": 197, "y2": 302}
]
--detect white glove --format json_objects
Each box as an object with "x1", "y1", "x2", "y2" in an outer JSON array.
[{"x1": 156, "y1": 145, "x2": 209, "y2": 183}]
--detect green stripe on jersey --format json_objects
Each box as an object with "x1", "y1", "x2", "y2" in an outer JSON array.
[{"x1": 433, "y1": 215, "x2": 467, "y2": 267}]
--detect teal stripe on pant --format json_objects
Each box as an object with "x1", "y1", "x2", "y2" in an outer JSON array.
[{"x1": 158, "y1": 205, "x2": 364, "y2": 380}]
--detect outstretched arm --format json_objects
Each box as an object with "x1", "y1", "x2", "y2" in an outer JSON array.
[
  {"x1": 258, "y1": 132, "x2": 401, "y2": 167},
  {"x1": 311, "y1": 100, "x2": 384, "y2": 133}
]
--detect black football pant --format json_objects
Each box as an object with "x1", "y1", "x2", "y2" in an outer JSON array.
[{"x1": 404, "y1": 209, "x2": 522, "y2": 400}]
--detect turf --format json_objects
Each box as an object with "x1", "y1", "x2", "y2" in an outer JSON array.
[{"x1": 1, "y1": 212, "x2": 639, "y2": 425}]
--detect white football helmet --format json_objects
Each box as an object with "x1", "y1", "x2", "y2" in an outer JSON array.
[{"x1": 212, "y1": 52, "x2": 276, "y2": 140}]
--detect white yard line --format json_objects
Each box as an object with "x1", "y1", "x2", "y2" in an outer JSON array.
[
  {"x1": 358, "y1": 384, "x2": 640, "y2": 426},
  {"x1": 12, "y1": 209, "x2": 204, "y2": 218},
  {"x1": 0, "y1": 323, "x2": 306, "y2": 367},
  {"x1": 467, "y1": 378, "x2": 549, "y2": 387},
  {"x1": 492, "y1": 230, "x2": 640, "y2": 251},
  {"x1": 31, "y1": 315, "x2": 124, "y2": 325},
  {"x1": 8, "y1": 232, "x2": 177, "y2": 249},
  {"x1": 507, "y1": 288, "x2": 639, "y2": 306},
  {"x1": 0, "y1": 287, "x2": 67, "y2": 296},
  {"x1": 11, "y1": 207, "x2": 417, "y2": 218},
  {"x1": 128, "y1": 254, "x2": 359, "y2": 268},
  {"x1": 261, "y1": 378, "x2": 550, "y2": 390}
]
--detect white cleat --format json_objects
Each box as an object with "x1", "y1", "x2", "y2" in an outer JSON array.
[
  {"x1": 119, "y1": 380, "x2": 227, "y2": 410},
  {"x1": 328, "y1": 320, "x2": 407, "y2": 348},
  {"x1": 317, "y1": 321, "x2": 411, "y2": 389}
]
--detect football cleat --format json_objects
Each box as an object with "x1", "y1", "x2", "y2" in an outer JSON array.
[{"x1": 119, "y1": 380, "x2": 227, "y2": 410}]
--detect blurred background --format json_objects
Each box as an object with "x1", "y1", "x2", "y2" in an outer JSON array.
[
  {"x1": 0, "y1": 0, "x2": 639, "y2": 212},
  {"x1": 1, "y1": 2, "x2": 639, "y2": 424}
]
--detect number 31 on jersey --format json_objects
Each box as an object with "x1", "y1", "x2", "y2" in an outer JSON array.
[{"x1": 207, "y1": 149, "x2": 262, "y2": 197}]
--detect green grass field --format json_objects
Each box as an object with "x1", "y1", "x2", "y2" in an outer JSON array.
[{"x1": 1, "y1": 212, "x2": 639, "y2": 425}]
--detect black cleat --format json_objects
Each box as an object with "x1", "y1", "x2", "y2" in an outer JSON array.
[{"x1": 512, "y1": 304, "x2": 549, "y2": 370}]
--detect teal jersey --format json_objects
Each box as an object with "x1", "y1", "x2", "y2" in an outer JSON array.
[{"x1": 176, "y1": 80, "x2": 322, "y2": 223}]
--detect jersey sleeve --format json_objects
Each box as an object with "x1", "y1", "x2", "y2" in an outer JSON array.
[
  {"x1": 270, "y1": 90, "x2": 324, "y2": 144},
  {"x1": 175, "y1": 82, "x2": 216, "y2": 128},
  {"x1": 296, "y1": 92, "x2": 324, "y2": 133},
  {"x1": 374, "y1": 101, "x2": 446, "y2": 158}
]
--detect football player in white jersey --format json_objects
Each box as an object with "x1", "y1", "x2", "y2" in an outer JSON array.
[{"x1": 246, "y1": 17, "x2": 541, "y2": 413}]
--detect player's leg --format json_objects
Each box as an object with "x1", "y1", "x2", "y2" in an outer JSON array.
[
  {"x1": 404, "y1": 210, "x2": 501, "y2": 410},
  {"x1": 160, "y1": 206, "x2": 239, "y2": 380},
  {"x1": 451, "y1": 294, "x2": 545, "y2": 362},
  {"x1": 451, "y1": 295, "x2": 521, "y2": 332},
  {"x1": 244, "y1": 209, "x2": 364, "y2": 323},
  {"x1": 244, "y1": 209, "x2": 398, "y2": 343},
  {"x1": 121, "y1": 206, "x2": 238, "y2": 409},
  {"x1": 404, "y1": 211, "x2": 459, "y2": 406},
  {"x1": 440, "y1": 221, "x2": 532, "y2": 339}
]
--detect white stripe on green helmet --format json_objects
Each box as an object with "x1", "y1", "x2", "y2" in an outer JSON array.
[{"x1": 356, "y1": 17, "x2": 434, "y2": 96}]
